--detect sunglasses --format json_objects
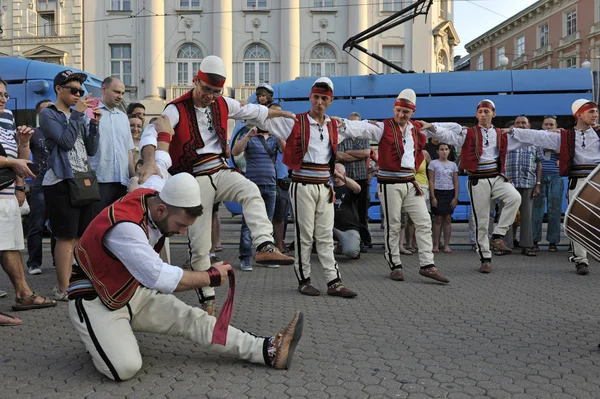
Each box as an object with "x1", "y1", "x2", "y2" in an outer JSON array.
[
  {"x1": 61, "y1": 85, "x2": 85, "y2": 96},
  {"x1": 543, "y1": 115, "x2": 557, "y2": 120}
]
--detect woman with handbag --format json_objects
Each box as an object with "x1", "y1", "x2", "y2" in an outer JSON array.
[
  {"x1": 0, "y1": 77, "x2": 57, "y2": 326},
  {"x1": 40, "y1": 70, "x2": 102, "y2": 301}
]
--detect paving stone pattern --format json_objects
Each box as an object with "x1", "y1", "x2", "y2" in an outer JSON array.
[{"x1": 2, "y1": 237, "x2": 600, "y2": 398}]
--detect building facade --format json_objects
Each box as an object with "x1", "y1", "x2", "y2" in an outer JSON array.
[
  {"x1": 0, "y1": 0, "x2": 83, "y2": 67},
  {"x1": 81, "y1": 0, "x2": 458, "y2": 106},
  {"x1": 466, "y1": 0, "x2": 600, "y2": 71}
]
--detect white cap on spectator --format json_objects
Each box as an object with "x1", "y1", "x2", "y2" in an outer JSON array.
[
  {"x1": 159, "y1": 173, "x2": 201, "y2": 207},
  {"x1": 257, "y1": 83, "x2": 274, "y2": 95}
]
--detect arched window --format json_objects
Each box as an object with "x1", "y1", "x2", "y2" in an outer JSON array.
[
  {"x1": 244, "y1": 43, "x2": 270, "y2": 86},
  {"x1": 176, "y1": 43, "x2": 203, "y2": 85},
  {"x1": 437, "y1": 50, "x2": 448, "y2": 73},
  {"x1": 477, "y1": 54, "x2": 484, "y2": 71},
  {"x1": 310, "y1": 44, "x2": 336, "y2": 77}
]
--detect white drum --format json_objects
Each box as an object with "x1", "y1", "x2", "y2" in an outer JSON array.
[{"x1": 564, "y1": 164, "x2": 600, "y2": 261}]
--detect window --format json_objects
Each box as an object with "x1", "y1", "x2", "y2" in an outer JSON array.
[
  {"x1": 111, "y1": 0, "x2": 131, "y2": 11},
  {"x1": 247, "y1": 0, "x2": 267, "y2": 8},
  {"x1": 179, "y1": 0, "x2": 201, "y2": 9},
  {"x1": 110, "y1": 44, "x2": 132, "y2": 86},
  {"x1": 382, "y1": 1, "x2": 402, "y2": 12},
  {"x1": 439, "y1": 0, "x2": 446, "y2": 19},
  {"x1": 37, "y1": 0, "x2": 57, "y2": 36},
  {"x1": 566, "y1": 56, "x2": 577, "y2": 68},
  {"x1": 516, "y1": 36, "x2": 525, "y2": 58},
  {"x1": 314, "y1": 0, "x2": 334, "y2": 7},
  {"x1": 244, "y1": 43, "x2": 270, "y2": 86},
  {"x1": 437, "y1": 51, "x2": 448, "y2": 73},
  {"x1": 539, "y1": 23, "x2": 548, "y2": 48},
  {"x1": 176, "y1": 44, "x2": 203, "y2": 85},
  {"x1": 566, "y1": 9, "x2": 577, "y2": 36},
  {"x1": 477, "y1": 54, "x2": 484, "y2": 70},
  {"x1": 496, "y1": 46, "x2": 505, "y2": 67},
  {"x1": 310, "y1": 44, "x2": 336, "y2": 77},
  {"x1": 382, "y1": 45, "x2": 404, "y2": 73}
]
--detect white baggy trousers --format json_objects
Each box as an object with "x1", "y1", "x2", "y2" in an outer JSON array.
[
  {"x1": 188, "y1": 169, "x2": 275, "y2": 300},
  {"x1": 69, "y1": 287, "x2": 266, "y2": 381}
]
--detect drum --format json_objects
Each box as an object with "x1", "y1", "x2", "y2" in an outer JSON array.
[{"x1": 564, "y1": 164, "x2": 600, "y2": 261}]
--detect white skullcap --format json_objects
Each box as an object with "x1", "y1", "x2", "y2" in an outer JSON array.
[
  {"x1": 198, "y1": 55, "x2": 227, "y2": 87},
  {"x1": 159, "y1": 173, "x2": 201, "y2": 208},
  {"x1": 572, "y1": 99, "x2": 598, "y2": 116},
  {"x1": 395, "y1": 89, "x2": 416, "y2": 108},
  {"x1": 312, "y1": 77, "x2": 334, "y2": 93},
  {"x1": 257, "y1": 83, "x2": 274, "y2": 95},
  {"x1": 477, "y1": 99, "x2": 496, "y2": 111}
]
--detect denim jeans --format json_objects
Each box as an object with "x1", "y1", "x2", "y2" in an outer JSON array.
[
  {"x1": 333, "y1": 227, "x2": 361, "y2": 258},
  {"x1": 27, "y1": 186, "x2": 46, "y2": 268},
  {"x1": 532, "y1": 175, "x2": 564, "y2": 244},
  {"x1": 239, "y1": 184, "x2": 277, "y2": 260}
]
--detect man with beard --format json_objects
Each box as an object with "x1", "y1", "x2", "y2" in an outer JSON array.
[{"x1": 67, "y1": 119, "x2": 304, "y2": 381}]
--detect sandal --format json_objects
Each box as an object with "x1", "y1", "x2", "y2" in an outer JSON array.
[
  {"x1": 406, "y1": 247, "x2": 418, "y2": 254},
  {"x1": 214, "y1": 245, "x2": 223, "y2": 253},
  {"x1": 0, "y1": 311, "x2": 22, "y2": 326},
  {"x1": 432, "y1": 248, "x2": 440, "y2": 254},
  {"x1": 443, "y1": 247, "x2": 452, "y2": 253},
  {"x1": 12, "y1": 293, "x2": 57, "y2": 311}
]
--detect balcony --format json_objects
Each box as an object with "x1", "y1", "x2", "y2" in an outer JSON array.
[
  {"x1": 532, "y1": 44, "x2": 552, "y2": 61},
  {"x1": 235, "y1": 86, "x2": 257, "y2": 101},
  {"x1": 557, "y1": 31, "x2": 581, "y2": 50},
  {"x1": 512, "y1": 54, "x2": 528, "y2": 68},
  {"x1": 166, "y1": 85, "x2": 193, "y2": 102},
  {"x1": 589, "y1": 21, "x2": 600, "y2": 37}
]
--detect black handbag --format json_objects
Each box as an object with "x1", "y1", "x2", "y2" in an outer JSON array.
[
  {"x1": 0, "y1": 142, "x2": 16, "y2": 190},
  {"x1": 68, "y1": 169, "x2": 100, "y2": 206}
]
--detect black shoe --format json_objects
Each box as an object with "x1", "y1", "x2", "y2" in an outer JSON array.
[
  {"x1": 576, "y1": 263, "x2": 589, "y2": 275},
  {"x1": 360, "y1": 245, "x2": 367, "y2": 254}
]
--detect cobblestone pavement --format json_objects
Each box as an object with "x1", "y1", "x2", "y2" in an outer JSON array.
[{"x1": 2, "y1": 230, "x2": 600, "y2": 398}]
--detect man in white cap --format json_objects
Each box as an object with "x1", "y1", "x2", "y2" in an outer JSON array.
[
  {"x1": 417, "y1": 99, "x2": 522, "y2": 273},
  {"x1": 506, "y1": 99, "x2": 600, "y2": 275},
  {"x1": 340, "y1": 89, "x2": 450, "y2": 283},
  {"x1": 138, "y1": 55, "x2": 296, "y2": 315},
  {"x1": 67, "y1": 142, "x2": 304, "y2": 380},
  {"x1": 259, "y1": 77, "x2": 369, "y2": 298}
]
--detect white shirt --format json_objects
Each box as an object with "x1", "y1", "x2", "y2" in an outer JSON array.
[
  {"x1": 103, "y1": 150, "x2": 184, "y2": 294},
  {"x1": 427, "y1": 122, "x2": 509, "y2": 164},
  {"x1": 260, "y1": 114, "x2": 373, "y2": 164},
  {"x1": 342, "y1": 119, "x2": 419, "y2": 170},
  {"x1": 140, "y1": 97, "x2": 269, "y2": 155},
  {"x1": 511, "y1": 127, "x2": 600, "y2": 166}
]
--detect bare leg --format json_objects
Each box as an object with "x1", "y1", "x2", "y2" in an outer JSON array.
[
  {"x1": 406, "y1": 220, "x2": 415, "y2": 248},
  {"x1": 443, "y1": 215, "x2": 452, "y2": 250},
  {"x1": 210, "y1": 212, "x2": 221, "y2": 252},
  {"x1": 0, "y1": 251, "x2": 33, "y2": 298},
  {"x1": 399, "y1": 226, "x2": 407, "y2": 251},
  {"x1": 55, "y1": 238, "x2": 77, "y2": 292},
  {"x1": 273, "y1": 219, "x2": 286, "y2": 252},
  {"x1": 432, "y1": 215, "x2": 442, "y2": 252}
]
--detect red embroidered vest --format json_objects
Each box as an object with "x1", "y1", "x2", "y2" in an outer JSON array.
[
  {"x1": 282, "y1": 112, "x2": 338, "y2": 173},
  {"x1": 75, "y1": 189, "x2": 157, "y2": 310},
  {"x1": 558, "y1": 127, "x2": 600, "y2": 176},
  {"x1": 459, "y1": 126, "x2": 508, "y2": 173},
  {"x1": 168, "y1": 91, "x2": 229, "y2": 174},
  {"x1": 377, "y1": 119, "x2": 426, "y2": 172}
]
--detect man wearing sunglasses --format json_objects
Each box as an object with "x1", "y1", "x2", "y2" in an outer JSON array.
[{"x1": 138, "y1": 55, "x2": 296, "y2": 315}]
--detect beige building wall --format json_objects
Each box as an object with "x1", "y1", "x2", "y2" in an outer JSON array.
[{"x1": 0, "y1": 0, "x2": 83, "y2": 68}]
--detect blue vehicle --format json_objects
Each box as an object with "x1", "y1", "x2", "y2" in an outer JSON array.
[
  {"x1": 0, "y1": 57, "x2": 104, "y2": 126},
  {"x1": 225, "y1": 68, "x2": 593, "y2": 221}
]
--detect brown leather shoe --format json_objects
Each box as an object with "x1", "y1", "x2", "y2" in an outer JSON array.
[
  {"x1": 390, "y1": 269, "x2": 404, "y2": 281},
  {"x1": 327, "y1": 282, "x2": 357, "y2": 298},
  {"x1": 576, "y1": 263, "x2": 590, "y2": 275},
  {"x1": 479, "y1": 261, "x2": 491, "y2": 273},
  {"x1": 298, "y1": 283, "x2": 321, "y2": 296},
  {"x1": 521, "y1": 247, "x2": 536, "y2": 257},
  {"x1": 490, "y1": 238, "x2": 512, "y2": 255},
  {"x1": 419, "y1": 266, "x2": 449, "y2": 283},
  {"x1": 272, "y1": 312, "x2": 304, "y2": 370},
  {"x1": 256, "y1": 243, "x2": 294, "y2": 265}
]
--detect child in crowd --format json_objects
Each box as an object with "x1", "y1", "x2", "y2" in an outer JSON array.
[{"x1": 428, "y1": 143, "x2": 459, "y2": 253}]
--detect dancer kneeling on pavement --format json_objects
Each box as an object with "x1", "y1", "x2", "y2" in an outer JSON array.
[
  {"x1": 340, "y1": 89, "x2": 449, "y2": 283},
  {"x1": 67, "y1": 122, "x2": 303, "y2": 381}
]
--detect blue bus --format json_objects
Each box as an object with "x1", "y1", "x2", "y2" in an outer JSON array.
[
  {"x1": 231, "y1": 69, "x2": 593, "y2": 221},
  {"x1": 0, "y1": 57, "x2": 104, "y2": 126}
]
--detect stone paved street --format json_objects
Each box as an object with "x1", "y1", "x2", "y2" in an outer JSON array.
[{"x1": 2, "y1": 222, "x2": 600, "y2": 398}]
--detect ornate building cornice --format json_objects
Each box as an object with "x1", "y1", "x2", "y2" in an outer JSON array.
[{"x1": 1, "y1": 35, "x2": 80, "y2": 46}]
